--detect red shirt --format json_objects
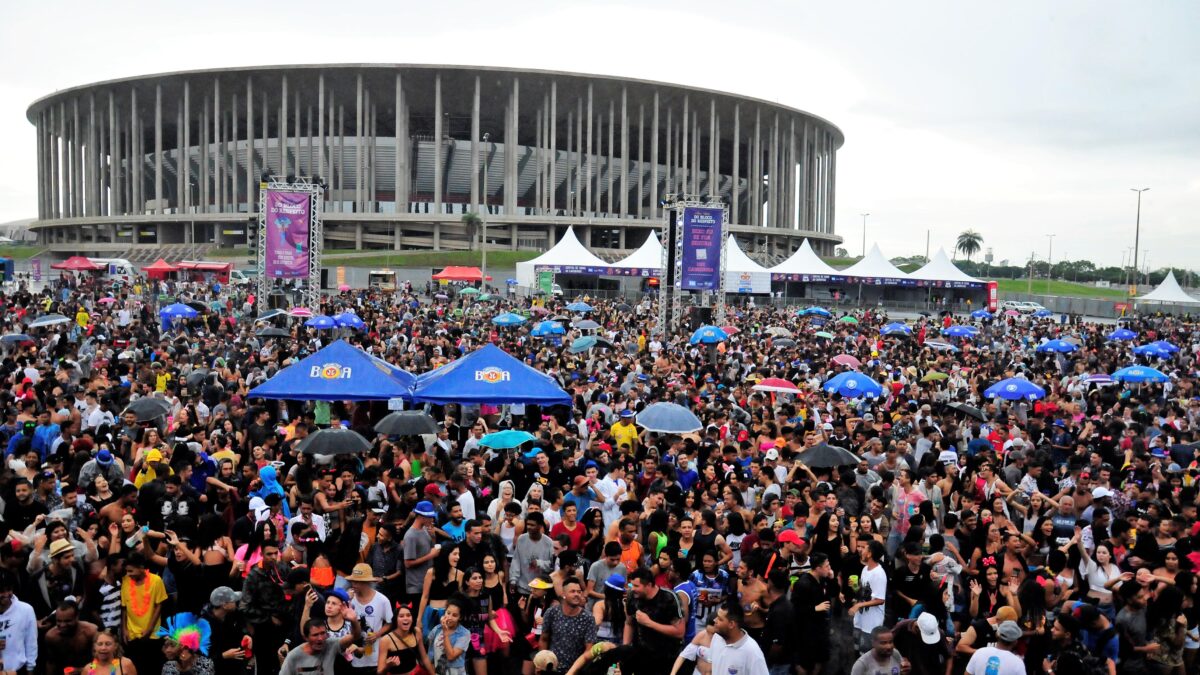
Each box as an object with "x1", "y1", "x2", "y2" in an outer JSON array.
[{"x1": 550, "y1": 520, "x2": 586, "y2": 551}]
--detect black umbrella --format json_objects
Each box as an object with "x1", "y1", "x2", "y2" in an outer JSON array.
[
  {"x1": 374, "y1": 411, "x2": 439, "y2": 436},
  {"x1": 945, "y1": 401, "x2": 987, "y2": 422},
  {"x1": 185, "y1": 369, "x2": 210, "y2": 389},
  {"x1": 773, "y1": 338, "x2": 797, "y2": 348},
  {"x1": 184, "y1": 301, "x2": 208, "y2": 313},
  {"x1": 122, "y1": 397, "x2": 172, "y2": 422},
  {"x1": 296, "y1": 427, "x2": 372, "y2": 455},
  {"x1": 615, "y1": 303, "x2": 632, "y2": 312},
  {"x1": 256, "y1": 327, "x2": 291, "y2": 338},
  {"x1": 795, "y1": 442, "x2": 860, "y2": 469},
  {"x1": 594, "y1": 337, "x2": 618, "y2": 351}
]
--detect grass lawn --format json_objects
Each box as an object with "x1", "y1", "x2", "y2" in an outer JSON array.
[
  {"x1": 990, "y1": 277, "x2": 1130, "y2": 300},
  {"x1": 0, "y1": 246, "x2": 44, "y2": 260},
  {"x1": 209, "y1": 247, "x2": 249, "y2": 259},
  {"x1": 321, "y1": 250, "x2": 540, "y2": 268}
]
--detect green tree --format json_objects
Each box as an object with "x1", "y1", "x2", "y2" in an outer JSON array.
[
  {"x1": 462, "y1": 212, "x2": 481, "y2": 251},
  {"x1": 955, "y1": 230, "x2": 983, "y2": 261}
]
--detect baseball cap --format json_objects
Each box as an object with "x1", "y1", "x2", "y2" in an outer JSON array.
[
  {"x1": 778, "y1": 529, "x2": 804, "y2": 547},
  {"x1": 1092, "y1": 486, "x2": 1114, "y2": 499},
  {"x1": 145, "y1": 449, "x2": 163, "y2": 464},
  {"x1": 994, "y1": 606, "x2": 1018, "y2": 622},
  {"x1": 95, "y1": 449, "x2": 113, "y2": 466},
  {"x1": 210, "y1": 586, "x2": 242, "y2": 606},
  {"x1": 423, "y1": 483, "x2": 445, "y2": 497},
  {"x1": 532, "y1": 651, "x2": 559, "y2": 672},
  {"x1": 573, "y1": 476, "x2": 589, "y2": 488},
  {"x1": 325, "y1": 588, "x2": 351, "y2": 604},
  {"x1": 764, "y1": 449, "x2": 780, "y2": 461},
  {"x1": 619, "y1": 409, "x2": 635, "y2": 419},
  {"x1": 413, "y1": 500, "x2": 437, "y2": 518},
  {"x1": 996, "y1": 620, "x2": 1022, "y2": 642},
  {"x1": 916, "y1": 612, "x2": 940, "y2": 644}
]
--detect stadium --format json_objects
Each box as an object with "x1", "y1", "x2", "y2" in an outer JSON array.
[{"x1": 25, "y1": 64, "x2": 843, "y2": 263}]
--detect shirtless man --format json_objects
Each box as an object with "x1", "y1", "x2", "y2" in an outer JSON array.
[
  {"x1": 734, "y1": 550, "x2": 770, "y2": 641},
  {"x1": 44, "y1": 599, "x2": 98, "y2": 673}
]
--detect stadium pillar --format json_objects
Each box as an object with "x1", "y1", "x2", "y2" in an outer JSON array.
[
  {"x1": 650, "y1": 92, "x2": 658, "y2": 220},
  {"x1": 731, "y1": 105, "x2": 739, "y2": 226},
  {"x1": 433, "y1": 73, "x2": 442, "y2": 215}
]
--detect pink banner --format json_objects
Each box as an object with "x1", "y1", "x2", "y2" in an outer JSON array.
[{"x1": 264, "y1": 189, "x2": 311, "y2": 278}]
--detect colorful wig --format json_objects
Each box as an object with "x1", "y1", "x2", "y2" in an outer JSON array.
[{"x1": 156, "y1": 612, "x2": 212, "y2": 656}]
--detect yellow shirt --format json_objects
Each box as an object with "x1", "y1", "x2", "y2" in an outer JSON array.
[
  {"x1": 121, "y1": 573, "x2": 167, "y2": 639},
  {"x1": 155, "y1": 372, "x2": 172, "y2": 393},
  {"x1": 76, "y1": 310, "x2": 90, "y2": 328},
  {"x1": 133, "y1": 464, "x2": 174, "y2": 489},
  {"x1": 610, "y1": 421, "x2": 639, "y2": 450}
]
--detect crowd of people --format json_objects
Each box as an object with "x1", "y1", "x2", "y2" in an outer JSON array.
[{"x1": 0, "y1": 269, "x2": 1195, "y2": 675}]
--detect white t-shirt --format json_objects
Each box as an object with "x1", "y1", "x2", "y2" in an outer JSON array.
[
  {"x1": 852, "y1": 563, "x2": 887, "y2": 634},
  {"x1": 965, "y1": 646, "x2": 1025, "y2": 675},
  {"x1": 349, "y1": 589, "x2": 394, "y2": 668},
  {"x1": 709, "y1": 630, "x2": 769, "y2": 675}
]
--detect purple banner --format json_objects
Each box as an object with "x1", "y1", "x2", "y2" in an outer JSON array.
[
  {"x1": 679, "y1": 207, "x2": 722, "y2": 290},
  {"x1": 264, "y1": 189, "x2": 311, "y2": 278}
]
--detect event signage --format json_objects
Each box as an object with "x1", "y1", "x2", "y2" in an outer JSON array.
[
  {"x1": 679, "y1": 207, "x2": 723, "y2": 290},
  {"x1": 475, "y1": 367, "x2": 511, "y2": 383},
  {"x1": 311, "y1": 363, "x2": 352, "y2": 379},
  {"x1": 537, "y1": 270, "x2": 554, "y2": 295},
  {"x1": 264, "y1": 189, "x2": 312, "y2": 278}
]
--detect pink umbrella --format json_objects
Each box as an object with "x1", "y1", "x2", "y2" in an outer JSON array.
[
  {"x1": 97, "y1": 297, "x2": 118, "y2": 305},
  {"x1": 831, "y1": 354, "x2": 862, "y2": 368},
  {"x1": 722, "y1": 325, "x2": 740, "y2": 335},
  {"x1": 287, "y1": 307, "x2": 314, "y2": 318},
  {"x1": 752, "y1": 377, "x2": 801, "y2": 394},
  {"x1": 338, "y1": 284, "x2": 350, "y2": 292},
  {"x1": 1004, "y1": 310, "x2": 1020, "y2": 316}
]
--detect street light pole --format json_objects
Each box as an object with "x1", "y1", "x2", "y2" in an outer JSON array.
[
  {"x1": 1130, "y1": 187, "x2": 1149, "y2": 294},
  {"x1": 481, "y1": 132, "x2": 489, "y2": 288},
  {"x1": 860, "y1": 213, "x2": 869, "y2": 257},
  {"x1": 1045, "y1": 233, "x2": 1055, "y2": 294}
]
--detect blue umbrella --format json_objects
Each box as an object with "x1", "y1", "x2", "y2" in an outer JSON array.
[
  {"x1": 334, "y1": 312, "x2": 365, "y2": 330},
  {"x1": 799, "y1": 306, "x2": 832, "y2": 318},
  {"x1": 0, "y1": 333, "x2": 33, "y2": 344},
  {"x1": 880, "y1": 322, "x2": 912, "y2": 336},
  {"x1": 1132, "y1": 343, "x2": 1172, "y2": 359},
  {"x1": 970, "y1": 309, "x2": 992, "y2": 319},
  {"x1": 491, "y1": 312, "x2": 527, "y2": 327},
  {"x1": 159, "y1": 303, "x2": 198, "y2": 320},
  {"x1": 1036, "y1": 339, "x2": 1078, "y2": 353},
  {"x1": 635, "y1": 402, "x2": 703, "y2": 433},
  {"x1": 984, "y1": 377, "x2": 1046, "y2": 400},
  {"x1": 822, "y1": 372, "x2": 885, "y2": 398},
  {"x1": 1150, "y1": 340, "x2": 1180, "y2": 353},
  {"x1": 505, "y1": 278, "x2": 519, "y2": 285},
  {"x1": 943, "y1": 325, "x2": 978, "y2": 339},
  {"x1": 1033, "y1": 309, "x2": 1054, "y2": 317},
  {"x1": 1107, "y1": 328, "x2": 1137, "y2": 341},
  {"x1": 1111, "y1": 365, "x2": 1170, "y2": 384},
  {"x1": 531, "y1": 320, "x2": 566, "y2": 337},
  {"x1": 480, "y1": 429, "x2": 536, "y2": 449},
  {"x1": 570, "y1": 336, "x2": 598, "y2": 353},
  {"x1": 566, "y1": 302, "x2": 594, "y2": 313},
  {"x1": 305, "y1": 315, "x2": 337, "y2": 329},
  {"x1": 925, "y1": 339, "x2": 959, "y2": 352},
  {"x1": 689, "y1": 325, "x2": 729, "y2": 345}
]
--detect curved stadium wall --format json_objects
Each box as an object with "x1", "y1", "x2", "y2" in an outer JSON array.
[{"x1": 26, "y1": 64, "x2": 843, "y2": 263}]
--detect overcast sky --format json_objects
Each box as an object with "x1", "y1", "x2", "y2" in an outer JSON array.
[{"x1": 2, "y1": 1, "x2": 1197, "y2": 269}]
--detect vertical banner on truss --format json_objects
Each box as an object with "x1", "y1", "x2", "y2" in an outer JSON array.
[
  {"x1": 263, "y1": 189, "x2": 312, "y2": 279},
  {"x1": 679, "y1": 206, "x2": 723, "y2": 291}
]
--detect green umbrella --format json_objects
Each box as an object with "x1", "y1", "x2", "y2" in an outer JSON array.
[
  {"x1": 459, "y1": 287, "x2": 480, "y2": 295},
  {"x1": 838, "y1": 316, "x2": 859, "y2": 324},
  {"x1": 921, "y1": 371, "x2": 949, "y2": 382},
  {"x1": 570, "y1": 336, "x2": 598, "y2": 353},
  {"x1": 815, "y1": 331, "x2": 834, "y2": 339},
  {"x1": 478, "y1": 293, "x2": 495, "y2": 301}
]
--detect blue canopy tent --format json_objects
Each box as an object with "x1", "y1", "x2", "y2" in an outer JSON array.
[
  {"x1": 247, "y1": 340, "x2": 415, "y2": 401},
  {"x1": 160, "y1": 302, "x2": 198, "y2": 330},
  {"x1": 410, "y1": 343, "x2": 572, "y2": 406}
]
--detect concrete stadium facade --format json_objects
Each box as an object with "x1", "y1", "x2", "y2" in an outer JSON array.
[{"x1": 26, "y1": 64, "x2": 843, "y2": 262}]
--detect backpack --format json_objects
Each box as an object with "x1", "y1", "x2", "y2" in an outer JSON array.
[{"x1": 1056, "y1": 629, "x2": 1115, "y2": 675}]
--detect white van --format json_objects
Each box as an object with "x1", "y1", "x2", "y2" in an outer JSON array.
[{"x1": 87, "y1": 258, "x2": 138, "y2": 285}]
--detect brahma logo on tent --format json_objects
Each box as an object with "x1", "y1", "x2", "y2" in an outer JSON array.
[
  {"x1": 475, "y1": 367, "x2": 511, "y2": 383},
  {"x1": 311, "y1": 363, "x2": 352, "y2": 379}
]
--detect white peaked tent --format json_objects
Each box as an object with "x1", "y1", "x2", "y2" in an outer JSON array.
[
  {"x1": 610, "y1": 231, "x2": 664, "y2": 272},
  {"x1": 769, "y1": 238, "x2": 841, "y2": 277},
  {"x1": 908, "y1": 248, "x2": 984, "y2": 284},
  {"x1": 516, "y1": 226, "x2": 612, "y2": 286},
  {"x1": 724, "y1": 235, "x2": 772, "y2": 293},
  {"x1": 840, "y1": 244, "x2": 911, "y2": 281},
  {"x1": 1136, "y1": 271, "x2": 1200, "y2": 305}
]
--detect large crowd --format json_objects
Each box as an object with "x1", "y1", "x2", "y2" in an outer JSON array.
[{"x1": 0, "y1": 269, "x2": 1195, "y2": 675}]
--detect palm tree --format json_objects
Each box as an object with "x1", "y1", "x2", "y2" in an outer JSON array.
[
  {"x1": 462, "y1": 212, "x2": 481, "y2": 251},
  {"x1": 956, "y1": 230, "x2": 983, "y2": 261}
]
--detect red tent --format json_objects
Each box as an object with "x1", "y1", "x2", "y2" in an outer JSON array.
[
  {"x1": 50, "y1": 256, "x2": 102, "y2": 271},
  {"x1": 143, "y1": 258, "x2": 179, "y2": 280},
  {"x1": 432, "y1": 266, "x2": 491, "y2": 282}
]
